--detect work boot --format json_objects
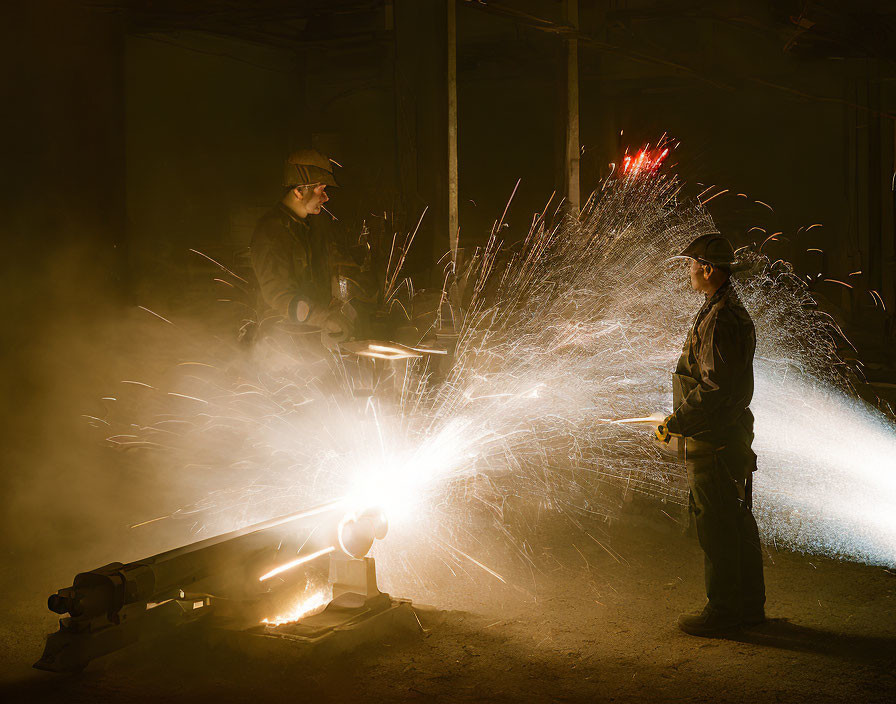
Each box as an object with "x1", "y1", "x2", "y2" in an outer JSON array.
[
  {"x1": 677, "y1": 607, "x2": 741, "y2": 637},
  {"x1": 741, "y1": 607, "x2": 766, "y2": 627}
]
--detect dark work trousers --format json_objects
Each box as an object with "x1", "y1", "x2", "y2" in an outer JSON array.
[{"x1": 686, "y1": 449, "x2": 765, "y2": 617}]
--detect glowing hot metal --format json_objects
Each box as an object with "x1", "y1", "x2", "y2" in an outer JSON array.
[{"x1": 259, "y1": 547, "x2": 335, "y2": 582}]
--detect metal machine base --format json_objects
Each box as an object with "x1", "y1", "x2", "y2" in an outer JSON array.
[{"x1": 211, "y1": 554, "x2": 435, "y2": 662}]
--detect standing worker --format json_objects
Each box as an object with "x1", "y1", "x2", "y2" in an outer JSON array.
[
  {"x1": 655, "y1": 234, "x2": 766, "y2": 636},
  {"x1": 250, "y1": 149, "x2": 354, "y2": 350}
]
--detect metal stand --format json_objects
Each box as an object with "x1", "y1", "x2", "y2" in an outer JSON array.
[{"x1": 216, "y1": 555, "x2": 428, "y2": 662}]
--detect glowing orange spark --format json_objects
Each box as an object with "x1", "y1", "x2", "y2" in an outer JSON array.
[
  {"x1": 760, "y1": 233, "x2": 780, "y2": 251},
  {"x1": 259, "y1": 546, "x2": 335, "y2": 582},
  {"x1": 121, "y1": 380, "x2": 155, "y2": 389},
  {"x1": 167, "y1": 392, "x2": 209, "y2": 404},
  {"x1": 621, "y1": 146, "x2": 669, "y2": 177},
  {"x1": 189, "y1": 248, "x2": 249, "y2": 283},
  {"x1": 262, "y1": 589, "x2": 330, "y2": 626},
  {"x1": 700, "y1": 188, "x2": 729, "y2": 205},
  {"x1": 138, "y1": 306, "x2": 174, "y2": 326},
  {"x1": 130, "y1": 515, "x2": 169, "y2": 529}
]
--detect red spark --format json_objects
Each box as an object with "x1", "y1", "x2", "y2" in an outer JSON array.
[{"x1": 620, "y1": 146, "x2": 669, "y2": 177}]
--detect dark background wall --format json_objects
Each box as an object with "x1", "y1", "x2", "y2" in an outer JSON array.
[
  {"x1": 3, "y1": 0, "x2": 896, "y2": 377},
  {"x1": 125, "y1": 33, "x2": 295, "y2": 300}
]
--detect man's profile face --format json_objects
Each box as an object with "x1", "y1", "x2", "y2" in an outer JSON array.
[
  {"x1": 688, "y1": 258, "x2": 710, "y2": 292},
  {"x1": 300, "y1": 184, "x2": 329, "y2": 215}
]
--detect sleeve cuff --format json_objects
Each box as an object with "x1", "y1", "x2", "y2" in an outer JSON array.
[{"x1": 665, "y1": 413, "x2": 684, "y2": 436}]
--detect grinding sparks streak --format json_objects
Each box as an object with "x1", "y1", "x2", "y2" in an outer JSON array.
[
  {"x1": 262, "y1": 589, "x2": 330, "y2": 626},
  {"x1": 760, "y1": 232, "x2": 783, "y2": 251},
  {"x1": 137, "y1": 305, "x2": 174, "y2": 326},
  {"x1": 621, "y1": 146, "x2": 669, "y2": 176},
  {"x1": 436, "y1": 538, "x2": 507, "y2": 584},
  {"x1": 188, "y1": 248, "x2": 249, "y2": 283},
  {"x1": 121, "y1": 380, "x2": 155, "y2": 389},
  {"x1": 259, "y1": 547, "x2": 335, "y2": 582},
  {"x1": 753, "y1": 369, "x2": 896, "y2": 565},
  {"x1": 167, "y1": 392, "x2": 209, "y2": 404},
  {"x1": 700, "y1": 188, "x2": 729, "y2": 205},
  {"x1": 130, "y1": 515, "x2": 169, "y2": 529},
  {"x1": 100, "y1": 148, "x2": 896, "y2": 596}
]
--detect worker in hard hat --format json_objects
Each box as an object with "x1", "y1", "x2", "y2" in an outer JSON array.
[
  {"x1": 249, "y1": 149, "x2": 354, "y2": 349},
  {"x1": 655, "y1": 233, "x2": 766, "y2": 636}
]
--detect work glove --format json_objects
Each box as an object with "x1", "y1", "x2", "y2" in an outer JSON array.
[
  {"x1": 654, "y1": 414, "x2": 680, "y2": 444},
  {"x1": 304, "y1": 302, "x2": 355, "y2": 348},
  {"x1": 320, "y1": 309, "x2": 353, "y2": 344}
]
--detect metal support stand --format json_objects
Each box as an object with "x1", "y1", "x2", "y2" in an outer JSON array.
[{"x1": 216, "y1": 555, "x2": 431, "y2": 662}]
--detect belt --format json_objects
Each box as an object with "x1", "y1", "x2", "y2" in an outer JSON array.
[{"x1": 685, "y1": 437, "x2": 724, "y2": 456}]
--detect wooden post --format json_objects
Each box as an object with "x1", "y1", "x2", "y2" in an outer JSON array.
[
  {"x1": 447, "y1": 0, "x2": 459, "y2": 256},
  {"x1": 563, "y1": 0, "x2": 580, "y2": 212}
]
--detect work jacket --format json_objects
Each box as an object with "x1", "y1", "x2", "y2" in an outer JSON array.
[
  {"x1": 668, "y1": 280, "x2": 756, "y2": 464},
  {"x1": 250, "y1": 204, "x2": 333, "y2": 322}
]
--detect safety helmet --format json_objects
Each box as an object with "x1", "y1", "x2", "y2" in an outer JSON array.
[
  {"x1": 282, "y1": 149, "x2": 338, "y2": 189},
  {"x1": 677, "y1": 234, "x2": 736, "y2": 267}
]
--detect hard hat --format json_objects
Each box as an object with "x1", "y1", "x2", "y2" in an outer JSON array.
[
  {"x1": 283, "y1": 149, "x2": 338, "y2": 188},
  {"x1": 677, "y1": 234, "x2": 736, "y2": 266}
]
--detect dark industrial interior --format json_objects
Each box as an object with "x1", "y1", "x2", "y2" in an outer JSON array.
[{"x1": 2, "y1": 1, "x2": 896, "y2": 702}]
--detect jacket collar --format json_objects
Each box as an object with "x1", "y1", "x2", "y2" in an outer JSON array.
[
  {"x1": 705, "y1": 278, "x2": 732, "y2": 308},
  {"x1": 277, "y1": 202, "x2": 309, "y2": 229},
  {"x1": 693, "y1": 279, "x2": 731, "y2": 328}
]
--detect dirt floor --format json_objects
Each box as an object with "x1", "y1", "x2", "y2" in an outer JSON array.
[{"x1": 2, "y1": 511, "x2": 894, "y2": 704}]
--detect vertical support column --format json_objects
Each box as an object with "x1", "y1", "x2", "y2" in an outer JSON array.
[
  {"x1": 867, "y1": 73, "x2": 883, "y2": 299},
  {"x1": 393, "y1": 0, "x2": 451, "y2": 278},
  {"x1": 563, "y1": 0, "x2": 580, "y2": 213},
  {"x1": 891, "y1": 113, "x2": 896, "y2": 315},
  {"x1": 447, "y1": 0, "x2": 459, "y2": 256}
]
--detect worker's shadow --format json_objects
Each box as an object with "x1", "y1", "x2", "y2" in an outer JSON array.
[{"x1": 728, "y1": 618, "x2": 896, "y2": 662}]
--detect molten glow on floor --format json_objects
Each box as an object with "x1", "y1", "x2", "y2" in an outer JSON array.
[{"x1": 261, "y1": 588, "x2": 331, "y2": 626}]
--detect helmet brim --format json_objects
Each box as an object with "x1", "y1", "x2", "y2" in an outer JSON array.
[{"x1": 283, "y1": 164, "x2": 339, "y2": 189}]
